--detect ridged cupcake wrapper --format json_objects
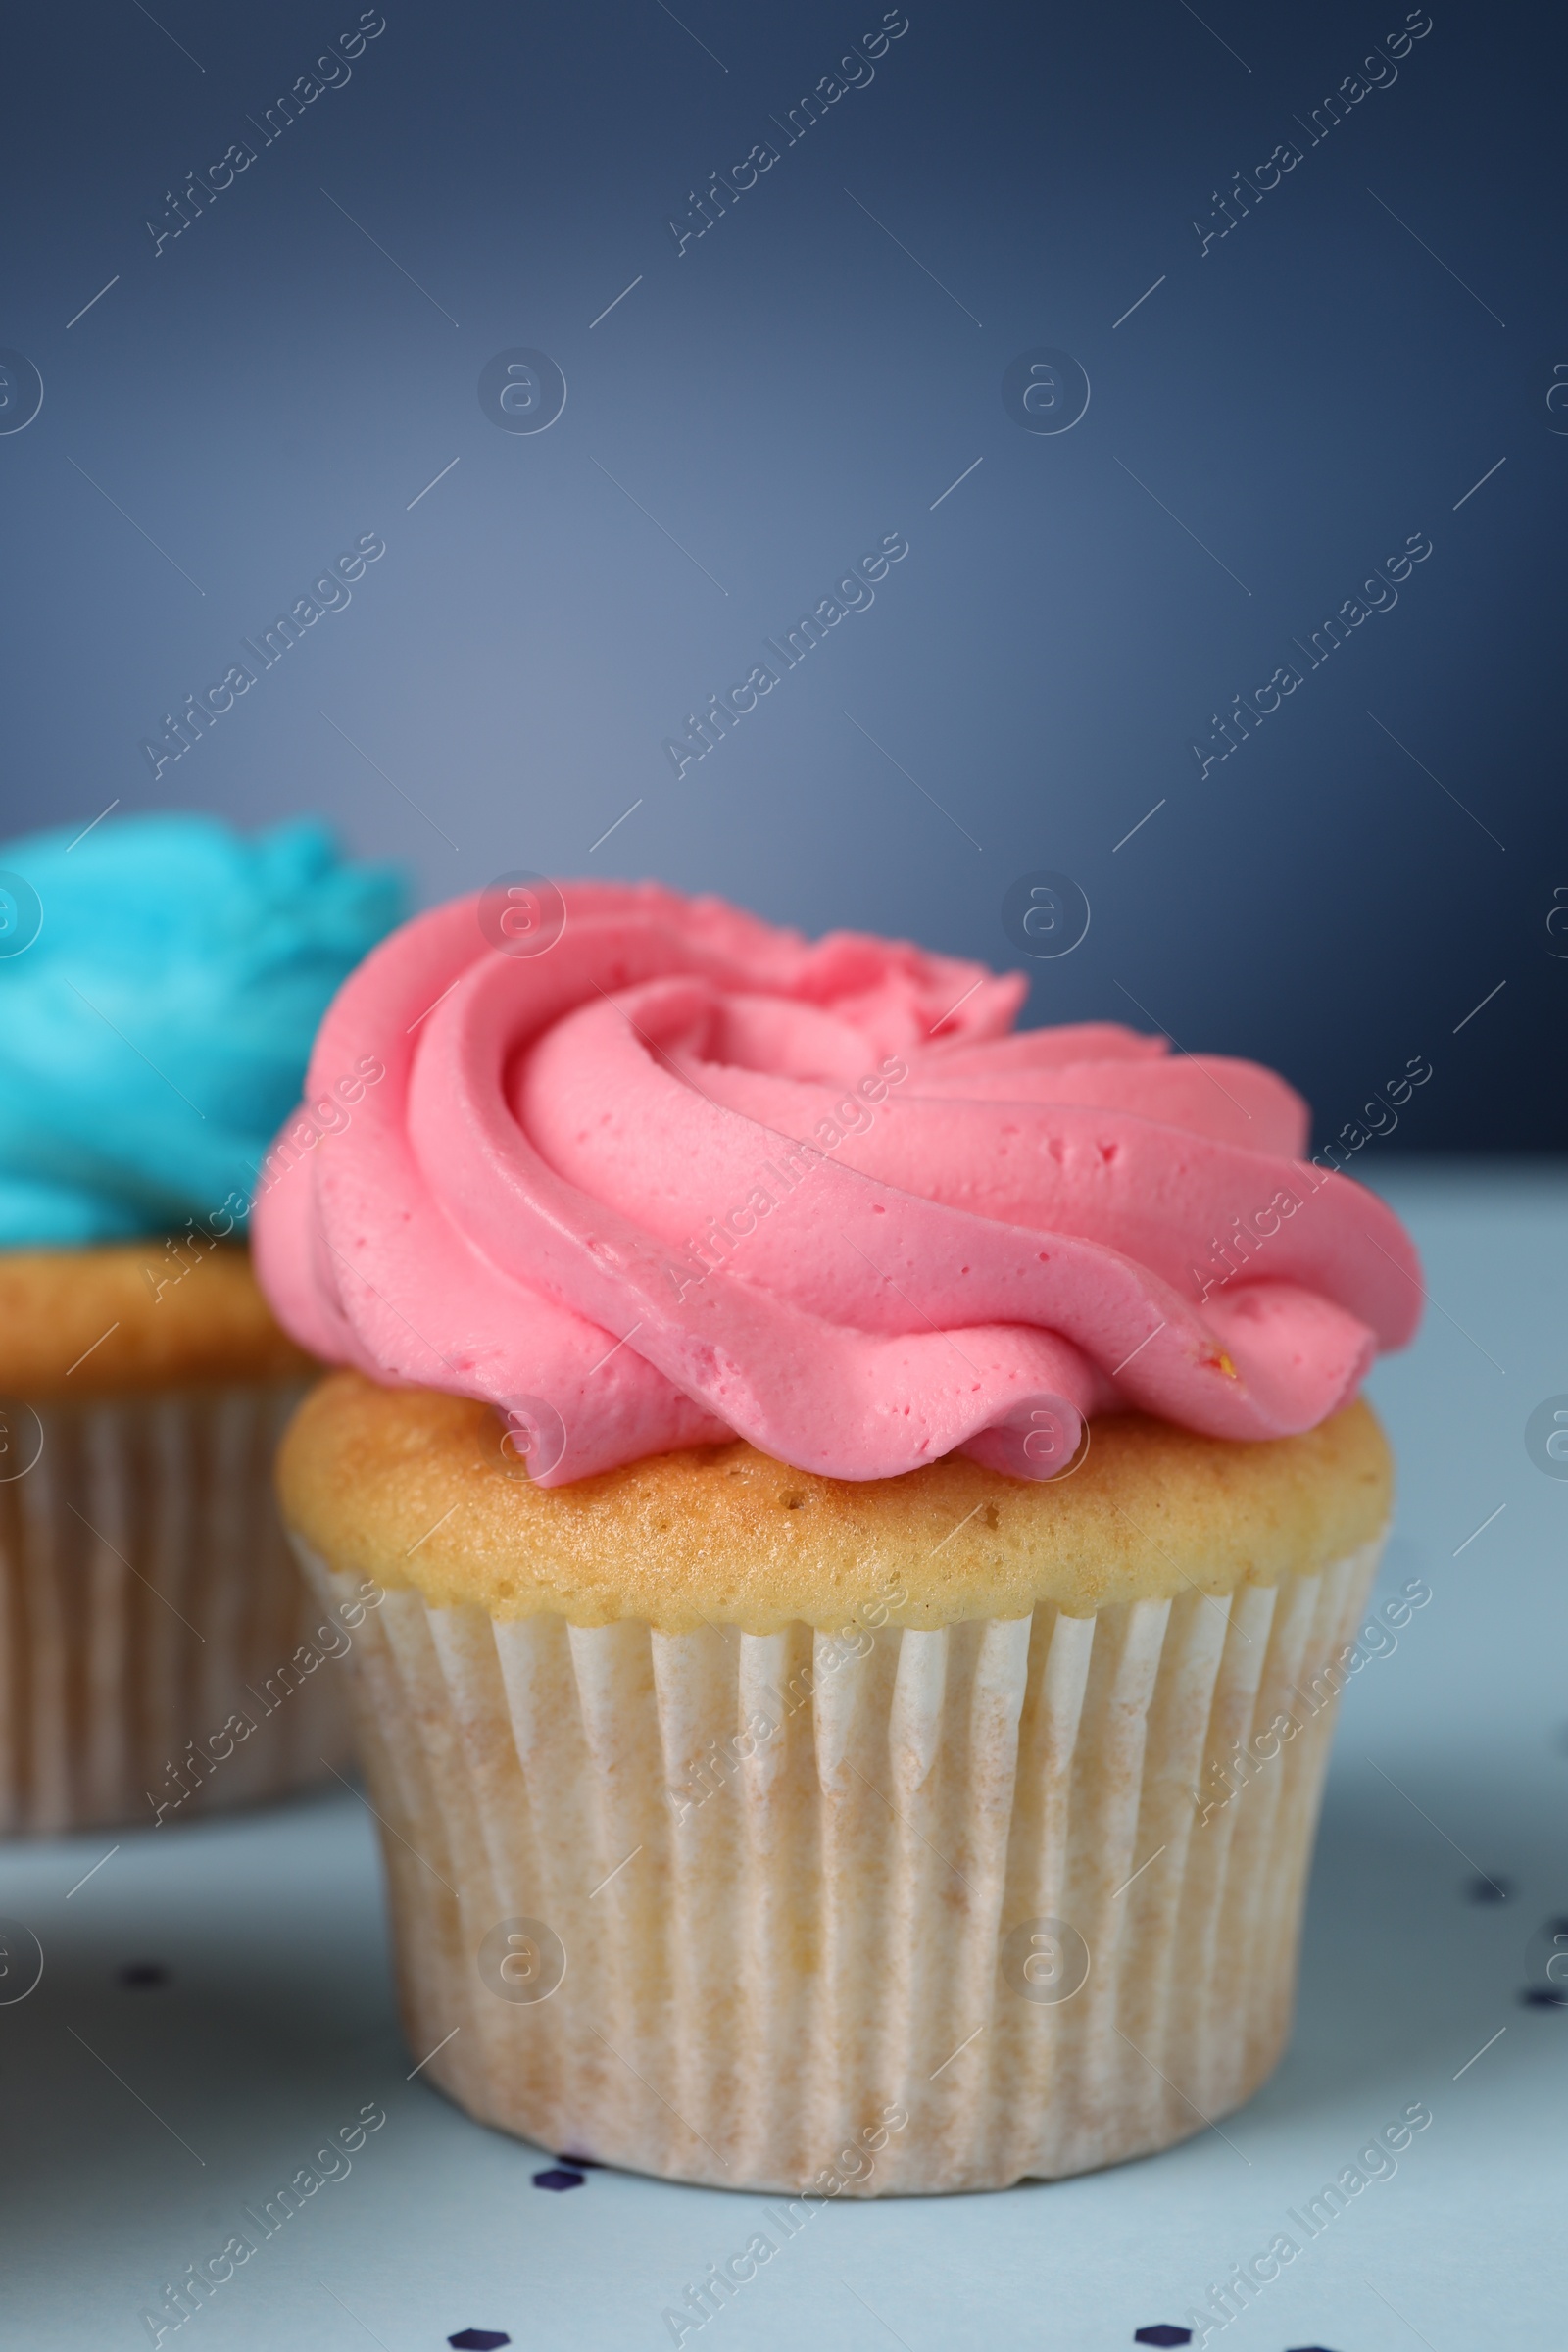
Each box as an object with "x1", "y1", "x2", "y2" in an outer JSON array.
[
  {"x1": 0, "y1": 1383, "x2": 354, "y2": 1836},
  {"x1": 294, "y1": 1534, "x2": 1383, "y2": 2194}
]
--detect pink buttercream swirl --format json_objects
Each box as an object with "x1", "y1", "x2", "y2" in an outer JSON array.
[{"x1": 252, "y1": 882, "x2": 1421, "y2": 1487}]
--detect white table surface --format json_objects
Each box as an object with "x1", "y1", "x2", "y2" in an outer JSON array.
[{"x1": 4, "y1": 1163, "x2": 1564, "y2": 2352}]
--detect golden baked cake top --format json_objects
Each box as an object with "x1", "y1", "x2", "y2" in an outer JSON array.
[
  {"x1": 0, "y1": 1244, "x2": 315, "y2": 1399},
  {"x1": 279, "y1": 1371, "x2": 1392, "y2": 1633}
]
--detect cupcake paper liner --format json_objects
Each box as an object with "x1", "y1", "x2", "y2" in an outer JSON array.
[
  {"x1": 293, "y1": 1532, "x2": 1383, "y2": 2194},
  {"x1": 0, "y1": 1382, "x2": 353, "y2": 1836}
]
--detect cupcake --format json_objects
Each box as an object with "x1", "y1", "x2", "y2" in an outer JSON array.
[
  {"x1": 258, "y1": 882, "x2": 1419, "y2": 2193},
  {"x1": 0, "y1": 813, "x2": 402, "y2": 1835}
]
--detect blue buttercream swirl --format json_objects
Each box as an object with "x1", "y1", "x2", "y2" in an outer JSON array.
[{"x1": 0, "y1": 813, "x2": 404, "y2": 1247}]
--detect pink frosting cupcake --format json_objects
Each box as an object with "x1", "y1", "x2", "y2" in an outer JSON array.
[{"x1": 258, "y1": 882, "x2": 1420, "y2": 2193}]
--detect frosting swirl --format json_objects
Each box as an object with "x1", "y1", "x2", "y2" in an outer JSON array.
[
  {"x1": 0, "y1": 814, "x2": 403, "y2": 1247},
  {"x1": 253, "y1": 881, "x2": 1421, "y2": 1486}
]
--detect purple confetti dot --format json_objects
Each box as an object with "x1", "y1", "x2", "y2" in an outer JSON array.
[
  {"x1": 448, "y1": 2333, "x2": 511, "y2": 2350},
  {"x1": 1134, "y1": 2330, "x2": 1192, "y2": 2348},
  {"x1": 532, "y1": 2167, "x2": 585, "y2": 2191}
]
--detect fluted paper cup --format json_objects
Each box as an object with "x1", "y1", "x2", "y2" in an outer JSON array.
[
  {"x1": 290, "y1": 1529, "x2": 1382, "y2": 2194},
  {"x1": 0, "y1": 1382, "x2": 354, "y2": 1836}
]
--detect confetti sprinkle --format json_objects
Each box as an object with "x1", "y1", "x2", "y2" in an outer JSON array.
[
  {"x1": 532, "y1": 2167, "x2": 586, "y2": 2191},
  {"x1": 448, "y1": 2332, "x2": 511, "y2": 2350},
  {"x1": 1135, "y1": 2330, "x2": 1192, "y2": 2347}
]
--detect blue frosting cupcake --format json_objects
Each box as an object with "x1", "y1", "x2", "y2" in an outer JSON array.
[
  {"x1": 0, "y1": 812, "x2": 404, "y2": 1837},
  {"x1": 0, "y1": 812, "x2": 404, "y2": 1247}
]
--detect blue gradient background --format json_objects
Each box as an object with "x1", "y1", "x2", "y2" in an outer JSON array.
[{"x1": 1, "y1": 0, "x2": 1560, "y2": 1151}]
